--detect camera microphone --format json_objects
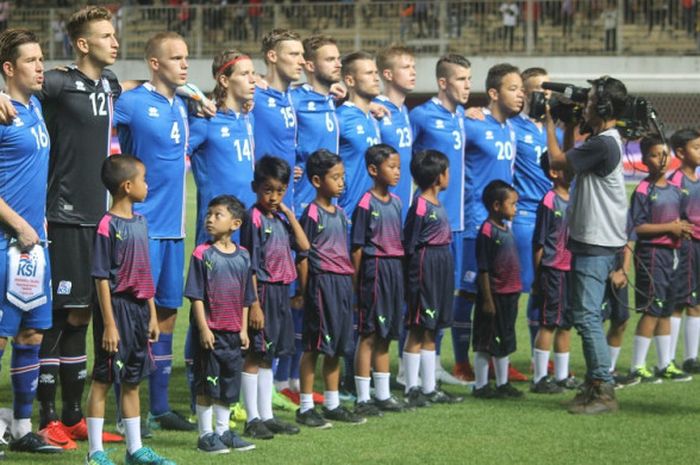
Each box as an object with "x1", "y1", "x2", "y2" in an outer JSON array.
[{"x1": 542, "y1": 82, "x2": 590, "y2": 102}]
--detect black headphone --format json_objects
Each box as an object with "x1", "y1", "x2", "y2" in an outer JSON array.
[{"x1": 593, "y1": 76, "x2": 614, "y2": 120}]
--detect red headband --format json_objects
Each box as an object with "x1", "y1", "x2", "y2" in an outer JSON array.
[{"x1": 216, "y1": 55, "x2": 251, "y2": 77}]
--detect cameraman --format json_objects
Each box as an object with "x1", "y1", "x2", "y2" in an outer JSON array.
[{"x1": 545, "y1": 76, "x2": 628, "y2": 415}]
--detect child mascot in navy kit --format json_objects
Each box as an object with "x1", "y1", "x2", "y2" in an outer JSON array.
[
  {"x1": 184, "y1": 195, "x2": 256, "y2": 454},
  {"x1": 472, "y1": 180, "x2": 524, "y2": 400},
  {"x1": 87, "y1": 155, "x2": 175, "y2": 465}
]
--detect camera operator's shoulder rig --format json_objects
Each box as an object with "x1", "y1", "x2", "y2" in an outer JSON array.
[{"x1": 528, "y1": 80, "x2": 661, "y2": 140}]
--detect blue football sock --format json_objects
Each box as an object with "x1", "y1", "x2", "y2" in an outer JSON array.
[
  {"x1": 397, "y1": 304, "x2": 407, "y2": 358},
  {"x1": 149, "y1": 333, "x2": 173, "y2": 416},
  {"x1": 275, "y1": 355, "x2": 291, "y2": 382},
  {"x1": 184, "y1": 325, "x2": 195, "y2": 414},
  {"x1": 435, "y1": 329, "x2": 444, "y2": 357},
  {"x1": 290, "y1": 307, "x2": 304, "y2": 380},
  {"x1": 451, "y1": 295, "x2": 474, "y2": 364},
  {"x1": 11, "y1": 343, "x2": 41, "y2": 420},
  {"x1": 0, "y1": 347, "x2": 4, "y2": 372}
]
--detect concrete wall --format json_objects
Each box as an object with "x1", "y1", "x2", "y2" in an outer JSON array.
[{"x1": 54, "y1": 56, "x2": 700, "y2": 94}]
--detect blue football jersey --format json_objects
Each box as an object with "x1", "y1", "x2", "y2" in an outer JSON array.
[
  {"x1": 374, "y1": 95, "x2": 413, "y2": 222},
  {"x1": 410, "y1": 97, "x2": 465, "y2": 232},
  {"x1": 252, "y1": 85, "x2": 297, "y2": 207},
  {"x1": 188, "y1": 109, "x2": 256, "y2": 245},
  {"x1": 463, "y1": 109, "x2": 516, "y2": 238},
  {"x1": 114, "y1": 83, "x2": 189, "y2": 239},
  {"x1": 510, "y1": 113, "x2": 565, "y2": 216},
  {"x1": 291, "y1": 84, "x2": 339, "y2": 215},
  {"x1": 337, "y1": 102, "x2": 381, "y2": 221},
  {"x1": 0, "y1": 96, "x2": 50, "y2": 241}
]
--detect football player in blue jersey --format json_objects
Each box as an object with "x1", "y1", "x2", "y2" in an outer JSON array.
[
  {"x1": 113, "y1": 32, "x2": 195, "y2": 432},
  {"x1": 291, "y1": 34, "x2": 341, "y2": 216},
  {"x1": 253, "y1": 29, "x2": 305, "y2": 207},
  {"x1": 0, "y1": 28, "x2": 63, "y2": 456},
  {"x1": 337, "y1": 51, "x2": 382, "y2": 220},
  {"x1": 462, "y1": 63, "x2": 526, "y2": 382},
  {"x1": 409, "y1": 54, "x2": 470, "y2": 385},
  {"x1": 374, "y1": 44, "x2": 415, "y2": 222}
]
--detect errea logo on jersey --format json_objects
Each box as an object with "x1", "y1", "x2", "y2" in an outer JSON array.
[
  {"x1": 148, "y1": 107, "x2": 159, "y2": 118},
  {"x1": 435, "y1": 120, "x2": 444, "y2": 129},
  {"x1": 485, "y1": 130, "x2": 494, "y2": 140},
  {"x1": 220, "y1": 127, "x2": 230, "y2": 138},
  {"x1": 267, "y1": 97, "x2": 276, "y2": 108},
  {"x1": 75, "y1": 81, "x2": 86, "y2": 91},
  {"x1": 307, "y1": 101, "x2": 316, "y2": 111},
  {"x1": 382, "y1": 116, "x2": 391, "y2": 126},
  {"x1": 524, "y1": 134, "x2": 533, "y2": 144},
  {"x1": 13, "y1": 117, "x2": 24, "y2": 127},
  {"x1": 356, "y1": 125, "x2": 365, "y2": 135}
]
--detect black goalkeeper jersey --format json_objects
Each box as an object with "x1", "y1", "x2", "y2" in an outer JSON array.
[{"x1": 40, "y1": 66, "x2": 121, "y2": 226}]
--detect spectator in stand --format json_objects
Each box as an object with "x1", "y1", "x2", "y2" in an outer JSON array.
[
  {"x1": 603, "y1": 2, "x2": 618, "y2": 52},
  {"x1": 500, "y1": 2, "x2": 519, "y2": 51},
  {"x1": 0, "y1": 2, "x2": 10, "y2": 32},
  {"x1": 562, "y1": 0, "x2": 574, "y2": 37},
  {"x1": 249, "y1": 0, "x2": 263, "y2": 41}
]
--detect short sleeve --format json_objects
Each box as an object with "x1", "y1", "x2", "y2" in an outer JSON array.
[
  {"x1": 297, "y1": 208, "x2": 317, "y2": 261},
  {"x1": 565, "y1": 136, "x2": 609, "y2": 174},
  {"x1": 91, "y1": 222, "x2": 113, "y2": 279},
  {"x1": 402, "y1": 206, "x2": 423, "y2": 256},
  {"x1": 629, "y1": 189, "x2": 649, "y2": 228},
  {"x1": 113, "y1": 92, "x2": 133, "y2": 126},
  {"x1": 187, "y1": 115, "x2": 208, "y2": 156},
  {"x1": 533, "y1": 202, "x2": 551, "y2": 248},
  {"x1": 243, "y1": 264, "x2": 257, "y2": 307},
  {"x1": 476, "y1": 230, "x2": 491, "y2": 273},
  {"x1": 351, "y1": 199, "x2": 371, "y2": 248},
  {"x1": 184, "y1": 252, "x2": 206, "y2": 301},
  {"x1": 239, "y1": 212, "x2": 261, "y2": 274}
]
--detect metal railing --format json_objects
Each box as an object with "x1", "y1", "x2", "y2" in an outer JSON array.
[{"x1": 7, "y1": 0, "x2": 700, "y2": 60}]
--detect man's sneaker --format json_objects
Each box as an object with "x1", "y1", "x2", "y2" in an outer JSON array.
[
  {"x1": 279, "y1": 388, "x2": 300, "y2": 405},
  {"x1": 272, "y1": 390, "x2": 298, "y2": 411},
  {"x1": 531, "y1": 377, "x2": 565, "y2": 394},
  {"x1": 472, "y1": 384, "x2": 499, "y2": 399},
  {"x1": 556, "y1": 376, "x2": 581, "y2": 390},
  {"x1": 496, "y1": 383, "x2": 524, "y2": 398},
  {"x1": 404, "y1": 387, "x2": 430, "y2": 408},
  {"x1": 86, "y1": 450, "x2": 116, "y2": 465},
  {"x1": 657, "y1": 363, "x2": 693, "y2": 382},
  {"x1": 63, "y1": 418, "x2": 124, "y2": 443},
  {"x1": 436, "y1": 365, "x2": 469, "y2": 386},
  {"x1": 263, "y1": 417, "x2": 300, "y2": 435},
  {"x1": 220, "y1": 430, "x2": 255, "y2": 451},
  {"x1": 295, "y1": 408, "x2": 332, "y2": 429},
  {"x1": 243, "y1": 418, "x2": 274, "y2": 440},
  {"x1": 354, "y1": 401, "x2": 383, "y2": 417},
  {"x1": 196, "y1": 432, "x2": 230, "y2": 454},
  {"x1": 629, "y1": 366, "x2": 663, "y2": 384},
  {"x1": 374, "y1": 395, "x2": 407, "y2": 412},
  {"x1": 508, "y1": 364, "x2": 529, "y2": 382},
  {"x1": 148, "y1": 411, "x2": 196, "y2": 431},
  {"x1": 452, "y1": 361, "x2": 475, "y2": 383},
  {"x1": 116, "y1": 418, "x2": 152, "y2": 439},
  {"x1": 321, "y1": 406, "x2": 367, "y2": 424},
  {"x1": 9, "y1": 432, "x2": 62, "y2": 454},
  {"x1": 425, "y1": 389, "x2": 464, "y2": 404},
  {"x1": 125, "y1": 446, "x2": 175, "y2": 465},
  {"x1": 38, "y1": 420, "x2": 77, "y2": 450},
  {"x1": 682, "y1": 358, "x2": 700, "y2": 373}
]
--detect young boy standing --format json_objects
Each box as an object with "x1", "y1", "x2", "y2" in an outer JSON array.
[
  {"x1": 351, "y1": 144, "x2": 407, "y2": 415},
  {"x1": 627, "y1": 137, "x2": 693, "y2": 384},
  {"x1": 296, "y1": 149, "x2": 366, "y2": 428},
  {"x1": 184, "y1": 195, "x2": 256, "y2": 454},
  {"x1": 240, "y1": 156, "x2": 308, "y2": 439},
  {"x1": 402, "y1": 150, "x2": 464, "y2": 406},
  {"x1": 531, "y1": 157, "x2": 573, "y2": 394},
  {"x1": 87, "y1": 155, "x2": 173, "y2": 465},
  {"x1": 668, "y1": 128, "x2": 700, "y2": 372},
  {"x1": 472, "y1": 180, "x2": 524, "y2": 399}
]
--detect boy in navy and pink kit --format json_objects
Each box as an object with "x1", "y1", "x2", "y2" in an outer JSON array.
[
  {"x1": 530, "y1": 156, "x2": 575, "y2": 394},
  {"x1": 87, "y1": 155, "x2": 174, "y2": 465},
  {"x1": 472, "y1": 180, "x2": 523, "y2": 399},
  {"x1": 351, "y1": 144, "x2": 407, "y2": 416},
  {"x1": 402, "y1": 150, "x2": 463, "y2": 407},
  {"x1": 668, "y1": 128, "x2": 700, "y2": 373},
  {"x1": 184, "y1": 195, "x2": 256, "y2": 454},
  {"x1": 239, "y1": 156, "x2": 308, "y2": 439},
  {"x1": 295, "y1": 149, "x2": 366, "y2": 428},
  {"x1": 626, "y1": 137, "x2": 693, "y2": 384}
]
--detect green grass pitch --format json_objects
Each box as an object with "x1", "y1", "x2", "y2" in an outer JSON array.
[{"x1": 1, "y1": 176, "x2": 698, "y2": 464}]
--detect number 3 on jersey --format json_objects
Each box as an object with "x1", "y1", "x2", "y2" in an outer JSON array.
[{"x1": 170, "y1": 122, "x2": 181, "y2": 144}]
